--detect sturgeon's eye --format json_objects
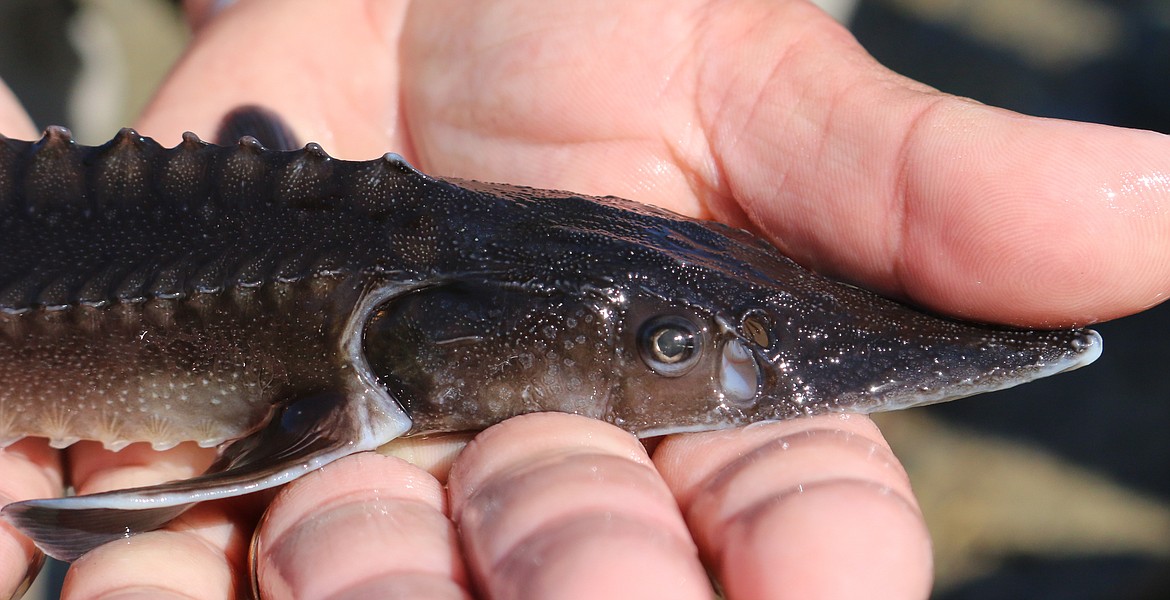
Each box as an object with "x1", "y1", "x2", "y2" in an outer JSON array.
[{"x1": 639, "y1": 316, "x2": 704, "y2": 376}]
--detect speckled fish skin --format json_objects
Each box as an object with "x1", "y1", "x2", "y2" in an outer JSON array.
[{"x1": 0, "y1": 127, "x2": 1101, "y2": 561}]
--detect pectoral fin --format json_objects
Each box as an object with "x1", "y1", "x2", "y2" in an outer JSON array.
[{"x1": 1, "y1": 389, "x2": 411, "y2": 561}]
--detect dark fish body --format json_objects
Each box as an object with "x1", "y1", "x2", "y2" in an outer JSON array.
[{"x1": 0, "y1": 127, "x2": 1102, "y2": 561}]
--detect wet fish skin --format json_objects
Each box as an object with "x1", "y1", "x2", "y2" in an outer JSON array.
[{"x1": 0, "y1": 127, "x2": 1101, "y2": 561}]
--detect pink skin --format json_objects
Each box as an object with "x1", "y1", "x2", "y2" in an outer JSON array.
[{"x1": 1, "y1": 0, "x2": 1168, "y2": 597}]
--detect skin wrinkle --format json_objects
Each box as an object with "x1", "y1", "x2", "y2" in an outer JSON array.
[
  {"x1": 330, "y1": 573, "x2": 471, "y2": 600},
  {"x1": 682, "y1": 428, "x2": 915, "y2": 554},
  {"x1": 65, "y1": 532, "x2": 239, "y2": 599},
  {"x1": 890, "y1": 94, "x2": 953, "y2": 300},
  {"x1": 654, "y1": 416, "x2": 883, "y2": 496},
  {"x1": 695, "y1": 428, "x2": 910, "y2": 502},
  {"x1": 767, "y1": 47, "x2": 920, "y2": 287},
  {"x1": 655, "y1": 20, "x2": 710, "y2": 215},
  {"x1": 710, "y1": 17, "x2": 854, "y2": 256},
  {"x1": 448, "y1": 416, "x2": 713, "y2": 598},
  {"x1": 365, "y1": 0, "x2": 412, "y2": 155},
  {"x1": 725, "y1": 478, "x2": 918, "y2": 535},
  {"x1": 458, "y1": 453, "x2": 686, "y2": 566},
  {"x1": 405, "y1": 9, "x2": 674, "y2": 186},
  {"x1": 267, "y1": 500, "x2": 459, "y2": 581},
  {"x1": 649, "y1": 417, "x2": 931, "y2": 599},
  {"x1": 687, "y1": 5, "x2": 736, "y2": 212},
  {"x1": 810, "y1": 74, "x2": 900, "y2": 278},
  {"x1": 265, "y1": 486, "x2": 446, "y2": 537},
  {"x1": 257, "y1": 454, "x2": 449, "y2": 535},
  {"x1": 448, "y1": 415, "x2": 658, "y2": 521},
  {"x1": 253, "y1": 455, "x2": 468, "y2": 598},
  {"x1": 85, "y1": 586, "x2": 201, "y2": 600},
  {"x1": 487, "y1": 514, "x2": 706, "y2": 600},
  {"x1": 717, "y1": 478, "x2": 931, "y2": 599},
  {"x1": 668, "y1": 14, "x2": 732, "y2": 225},
  {"x1": 694, "y1": 18, "x2": 796, "y2": 229}
]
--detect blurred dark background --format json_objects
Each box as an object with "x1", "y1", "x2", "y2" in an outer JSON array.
[{"x1": 0, "y1": 0, "x2": 1167, "y2": 598}]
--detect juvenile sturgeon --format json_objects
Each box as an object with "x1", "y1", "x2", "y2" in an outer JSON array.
[{"x1": 0, "y1": 125, "x2": 1100, "y2": 561}]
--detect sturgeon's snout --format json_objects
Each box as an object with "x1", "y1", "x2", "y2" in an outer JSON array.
[
  {"x1": 840, "y1": 326, "x2": 1104, "y2": 414},
  {"x1": 746, "y1": 288, "x2": 1105, "y2": 419},
  {"x1": 1060, "y1": 328, "x2": 1104, "y2": 371}
]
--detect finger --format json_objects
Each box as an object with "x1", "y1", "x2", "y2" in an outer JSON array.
[
  {"x1": 693, "y1": 1, "x2": 1170, "y2": 325},
  {"x1": 0, "y1": 78, "x2": 37, "y2": 139},
  {"x1": 654, "y1": 415, "x2": 932, "y2": 600},
  {"x1": 59, "y1": 442, "x2": 260, "y2": 597},
  {"x1": 136, "y1": 0, "x2": 406, "y2": 158},
  {"x1": 67, "y1": 441, "x2": 213, "y2": 494},
  {"x1": 0, "y1": 440, "x2": 61, "y2": 598},
  {"x1": 253, "y1": 452, "x2": 469, "y2": 599},
  {"x1": 377, "y1": 432, "x2": 477, "y2": 483},
  {"x1": 0, "y1": 80, "x2": 62, "y2": 597},
  {"x1": 449, "y1": 413, "x2": 711, "y2": 600},
  {"x1": 62, "y1": 523, "x2": 243, "y2": 600}
]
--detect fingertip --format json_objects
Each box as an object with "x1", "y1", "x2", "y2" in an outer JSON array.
[
  {"x1": 448, "y1": 412, "x2": 653, "y2": 516},
  {"x1": 450, "y1": 413, "x2": 711, "y2": 599},
  {"x1": 653, "y1": 414, "x2": 893, "y2": 506},
  {"x1": 897, "y1": 102, "x2": 1170, "y2": 325},
  {"x1": 655, "y1": 416, "x2": 931, "y2": 598},
  {"x1": 0, "y1": 496, "x2": 44, "y2": 600},
  {"x1": 491, "y1": 515, "x2": 709, "y2": 600},
  {"x1": 703, "y1": 4, "x2": 1170, "y2": 324},
  {"x1": 64, "y1": 530, "x2": 236, "y2": 599},
  {"x1": 723, "y1": 480, "x2": 932, "y2": 600},
  {"x1": 259, "y1": 452, "x2": 447, "y2": 538},
  {"x1": 0, "y1": 439, "x2": 62, "y2": 598},
  {"x1": 253, "y1": 453, "x2": 467, "y2": 599}
]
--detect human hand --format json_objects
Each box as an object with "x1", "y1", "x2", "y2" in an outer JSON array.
[{"x1": 3, "y1": 0, "x2": 1169, "y2": 598}]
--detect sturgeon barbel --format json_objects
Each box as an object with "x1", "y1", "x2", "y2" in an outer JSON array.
[{"x1": 0, "y1": 125, "x2": 1100, "y2": 561}]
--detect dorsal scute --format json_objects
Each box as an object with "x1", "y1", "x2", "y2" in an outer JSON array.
[
  {"x1": 91, "y1": 128, "x2": 158, "y2": 212},
  {"x1": 22, "y1": 126, "x2": 87, "y2": 217},
  {"x1": 278, "y1": 141, "x2": 336, "y2": 209},
  {"x1": 0, "y1": 128, "x2": 444, "y2": 221}
]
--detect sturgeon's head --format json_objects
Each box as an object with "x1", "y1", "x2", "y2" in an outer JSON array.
[
  {"x1": 364, "y1": 192, "x2": 1101, "y2": 438},
  {"x1": 588, "y1": 202, "x2": 1102, "y2": 436}
]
